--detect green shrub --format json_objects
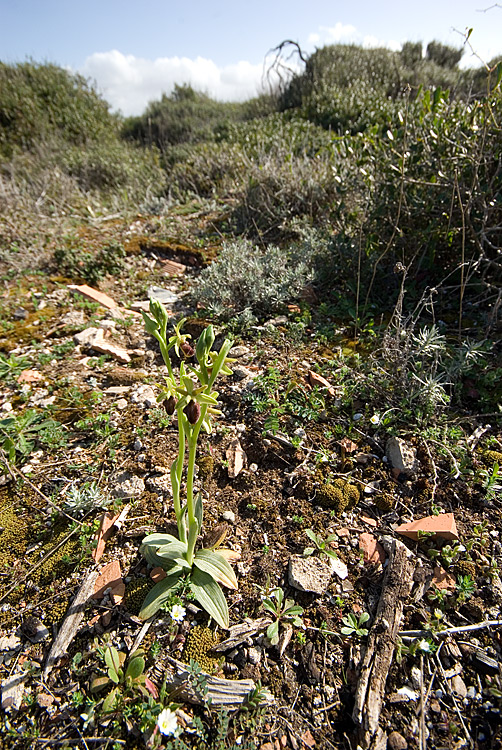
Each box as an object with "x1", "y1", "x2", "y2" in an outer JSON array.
[
  {"x1": 54, "y1": 238, "x2": 125, "y2": 284},
  {"x1": 0, "y1": 61, "x2": 117, "y2": 158}
]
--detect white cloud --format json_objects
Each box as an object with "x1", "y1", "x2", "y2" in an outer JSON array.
[
  {"x1": 307, "y1": 23, "x2": 400, "y2": 52},
  {"x1": 79, "y1": 50, "x2": 282, "y2": 116}
]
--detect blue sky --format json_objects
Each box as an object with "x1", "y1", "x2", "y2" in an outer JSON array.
[{"x1": 1, "y1": 0, "x2": 501, "y2": 115}]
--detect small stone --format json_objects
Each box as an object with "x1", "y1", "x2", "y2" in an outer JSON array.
[
  {"x1": 432, "y1": 566, "x2": 456, "y2": 591},
  {"x1": 148, "y1": 286, "x2": 178, "y2": 306},
  {"x1": 233, "y1": 365, "x2": 255, "y2": 381},
  {"x1": 387, "y1": 731, "x2": 408, "y2": 750},
  {"x1": 111, "y1": 471, "x2": 145, "y2": 499},
  {"x1": 0, "y1": 635, "x2": 21, "y2": 651},
  {"x1": 20, "y1": 617, "x2": 49, "y2": 643},
  {"x1": 110, "y1": 582, "x2": 126, "y2": 606},
  {"x1": 228, "y1": 345, "x2": 251, "y2": 358},
  {"x1": 410, "y1": 665, "x2": 422, "y2": 690},
  {"x1": 385, "y1": 437, "x2": 417, "y2": 475},
  {"x1": 1, "y1": 672, "x2": 26, "y2": 710},
  {"x1": 73, "y1": 327, "x2": 102, "y2": 346},
  {"x1": 133, "y1": 438, "x2": 143, "y2": 451},
  {"x1": 17, "y1": 370, "x2": 43, "y2": 384},
  {"x1": 450, "y1": 674, "x2": 467, "y2": 699},
  {"x1": 467, "y1": 686, "x2": 477, "y2": 700},
  {"x1": 247, "y1": 647, "x2": 262, "y2": 665},
  {"x1": 98, "y1": 319, "x2": 117, "y2": 331},
  {"x1": 329, "y1": 557, "x2": 348, "y2": 579},
  {"x1": 13, "y1": 307, "x2": 28, "y2": 320},
  {"x1": 115, "y1": 398, "x2": 128, "y2": 410},
  {"x1": 222, "y1": 510, "x2": 236, "y2": 524},
  {"x1": 249, "y1": 463, "x2": 258, "y2": 473},
  {"x1": 288, "y1": 555, "x2": 332, "y2": 594}
]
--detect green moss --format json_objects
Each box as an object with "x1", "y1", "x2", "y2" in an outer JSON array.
[
  {"x1": 44, "y1": 596, "x2": 70, "y2": 626},
  {"x1": 0, "y1": 502, "x2": 29, "y2": 566},
  {"x1": 182, "y1": 625, "x2": 219, "y2": 673},
  {"x1": 197, "y1": 455, "x2": 215, "y2": 482},
  {"x1": 374, "y1": 492, "x2": 395, "y2": 511},
  {"x1": 317, "y1": 478, "x2": 360, "y2": 514},
  {"x1": 482, "y1": 450, "x2": 502, "y2": 466},
  {"x1": 124, "y1": 579, "x2": 152, "y2": 615}
]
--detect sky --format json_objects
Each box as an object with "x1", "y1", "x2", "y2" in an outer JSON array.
[{"x1": 1, "y1": 0, "x2": 501, "y2": 116}]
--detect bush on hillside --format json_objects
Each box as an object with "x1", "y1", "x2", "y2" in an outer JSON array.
[{"x1": 0, "y1": 61, "x2": 116, "y2": 158}]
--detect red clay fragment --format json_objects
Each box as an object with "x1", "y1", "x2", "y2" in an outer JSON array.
[
  {"x1": 359, "y1": 532, "x2": 386, "y2": 565},
  {"x1": 150, "y1": 567, "x2": 166, "y2": 583},
  {"x1": 308, "y1": 370, "x2": 336, "y2": 397},
  {"x1": 432, "y1": 566, "x2": 456, "y2": 591},
  {"x1": 395, "y1": 513, "x2": 458, "y2": 541},
  {"x1": 68, "y1": 284, "x2": 117, "y2": 310},
  {"x1": 162, "y1": 259, "x2": 186, "y2": 275},
  {"x1": 361, "y1": 515, "x2": 378, "y2": 528},
  {"x1": 93, "y1": 560, "x2": 123, "y2": 600},
  {"x1": 92, "y1": 511, "x2": 121, "y2": 563},
  {"x1": 17, "y1": 370, "x2": 43, "y2": 384}
]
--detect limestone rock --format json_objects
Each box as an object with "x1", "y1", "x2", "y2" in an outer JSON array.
[
  {"x1": 111, "y1": 471, "x2": 145, "y2": 499},
  {"x1": 385, "y1": 437, "x2": 417, "y2": 475},
  {"x1": 288, "y1": 555, "x2": 332, "y2": 594}
]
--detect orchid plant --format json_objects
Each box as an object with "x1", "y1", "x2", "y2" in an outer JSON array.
[{"x1": 139, "y1": 300, "x2": 237, "y2": 628}]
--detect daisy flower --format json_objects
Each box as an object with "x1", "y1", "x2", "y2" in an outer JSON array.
[
  {"x1": 170, "y1": 604, "x2": 186, "y2": 623},
  {"x1": 157, "y1": 707, "x2": 178, "y2": 736}
]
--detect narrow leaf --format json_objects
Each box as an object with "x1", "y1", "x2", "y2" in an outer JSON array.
[{"x1": 189, "y1": 567, "x2": 229, "y2": 629}]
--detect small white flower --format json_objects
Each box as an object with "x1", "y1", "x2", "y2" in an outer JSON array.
[
  {"x1": 370, "y1": 414, "x2": 380, "y2": 425},
  {"x1": 170, "y1": 604, "x2": 186, "y2": 623},
  {"x1": 157, "y1": 707, "x2": 178, "y2": 736},
  {"x1": 417, "y1": 639, "x2": 432, "y2": 653}
]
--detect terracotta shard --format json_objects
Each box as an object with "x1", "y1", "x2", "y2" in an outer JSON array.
[
  {"x1": 308, "y1": 370, "x2": 336, "y2": 396},
  {"x1": 432, "y1": 566, "x2": 456, "y2": 591},
  {"x1": 68, "y1": 284, "x2": 117, "y2": 310},
  {"x1": 17, "y1": 369, "x2": 43, "y2": 384},
  {"x1": 92, "y1": 511, "x2": 121, "y2": 563},
  {"x1": 93, "y1": 560, "x2": 123, "y2": 600},
  {"x1": 150, "y1": 566, "x2": 167, "y2": 583},
  {"x1": 359, "y1": 532, "x2": 386, "y2": 565},
  {"x1": 395, "y1": 513, "x2": 458, "y2": 541},
  {"x1": 162, "y1": 259, "x2": 186, "y2": 276}
]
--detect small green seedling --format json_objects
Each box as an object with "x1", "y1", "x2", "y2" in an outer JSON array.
[
  {"x1": 340, "y1": 612, "x2": 370, "y2": 638},
  {"x1": 303, "y1": 529, "x2": 338, "y2": 561},
  {"x1": 90, "y1": 645, "x2": 153, "y2": 713},
  {"x1": 261, "y1": 587, "x2": 304, "y2": 646}
]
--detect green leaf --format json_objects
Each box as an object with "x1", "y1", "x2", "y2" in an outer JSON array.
[
  {"x1": 141, "y1": 532, "x2": 180, "y2": 547},
  {"x1": 156, "y1": 540, "x2": 190, "y2": 568},
  {"x1": 142, "y1": 310, "x2": 160, "y2": 337},
  {"x1": 139, "y1": 572, "x2": 182, "y2": 620},
  {"x1": 126, "y1": 655, "x2": 145, "y2": 681},
  {"x1": 495, "y1": 61, "x2": 502, "y2": 90},
  {"x1": 102, "y1": 686, "x2": 120, "y2": 713},
  {"x1": 303, "y1": 547, "x2": 315, "y2": 557},
  {"x1": 284, "y1": 605, "x2": 304, "y2": 618},
  {"x1": 341, "y1": 627, "x2": 354, "y2": 636},
  {"x1": 305, "y1": 529, "x2": 318, "y2": 544},
  {"x1": 193, "y1": 549, "x2": 238, "y2": 590},
  {"x1": 90, "y1": 675, "x2": 111, "y2": 692},
  {"x1": 104, "y1": 646, "x2": 121, "y2": 675},
  {"x1": 266, "y1": 621, "x2": 279, "y2": 645},
  {"x1": 261, "y1": 599, "x2": 278, "y2": 616},
  {"x1": 189, "y1": 567, "x2": 229, "y2": 629}
]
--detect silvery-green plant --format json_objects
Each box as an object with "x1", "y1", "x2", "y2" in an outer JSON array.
[{"x1": 139, "y1": 300, "x2": 237, "y2": 628}]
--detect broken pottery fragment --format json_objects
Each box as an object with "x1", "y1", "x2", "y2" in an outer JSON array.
[
  {"x1": 395, "y1": 513, "x2": 458, "y2": 541},
  {"x1": 308, "y1": 370, "x2": 336, "y2": 396},
  {"x1": 93, "y1": 560, "x2": 123, "y2": 600},
  {"x1": 68, "y1": 284, "x2": 117, "y2": 310},
  {"x1": 359, "y1": 533, "x2": 386, "y2": 565},
  {"x1": 226, "y1": 438, "x2": 246, "y2": 478}
]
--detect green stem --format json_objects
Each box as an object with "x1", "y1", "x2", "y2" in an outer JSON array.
[
  {"x1": 185, "y1": 403, "x2": 209, "y2": 566},
  {"x1": 174, "y1": 410, "x2": 187, "y2": 543}
]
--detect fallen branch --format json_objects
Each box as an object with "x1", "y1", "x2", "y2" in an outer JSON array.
[
  {"x1": 399, "y1": 619, "x2": 502, "y2": 638},
  {"x1": 352, "y1": 538, "x2": 416, "y2": 750}
]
